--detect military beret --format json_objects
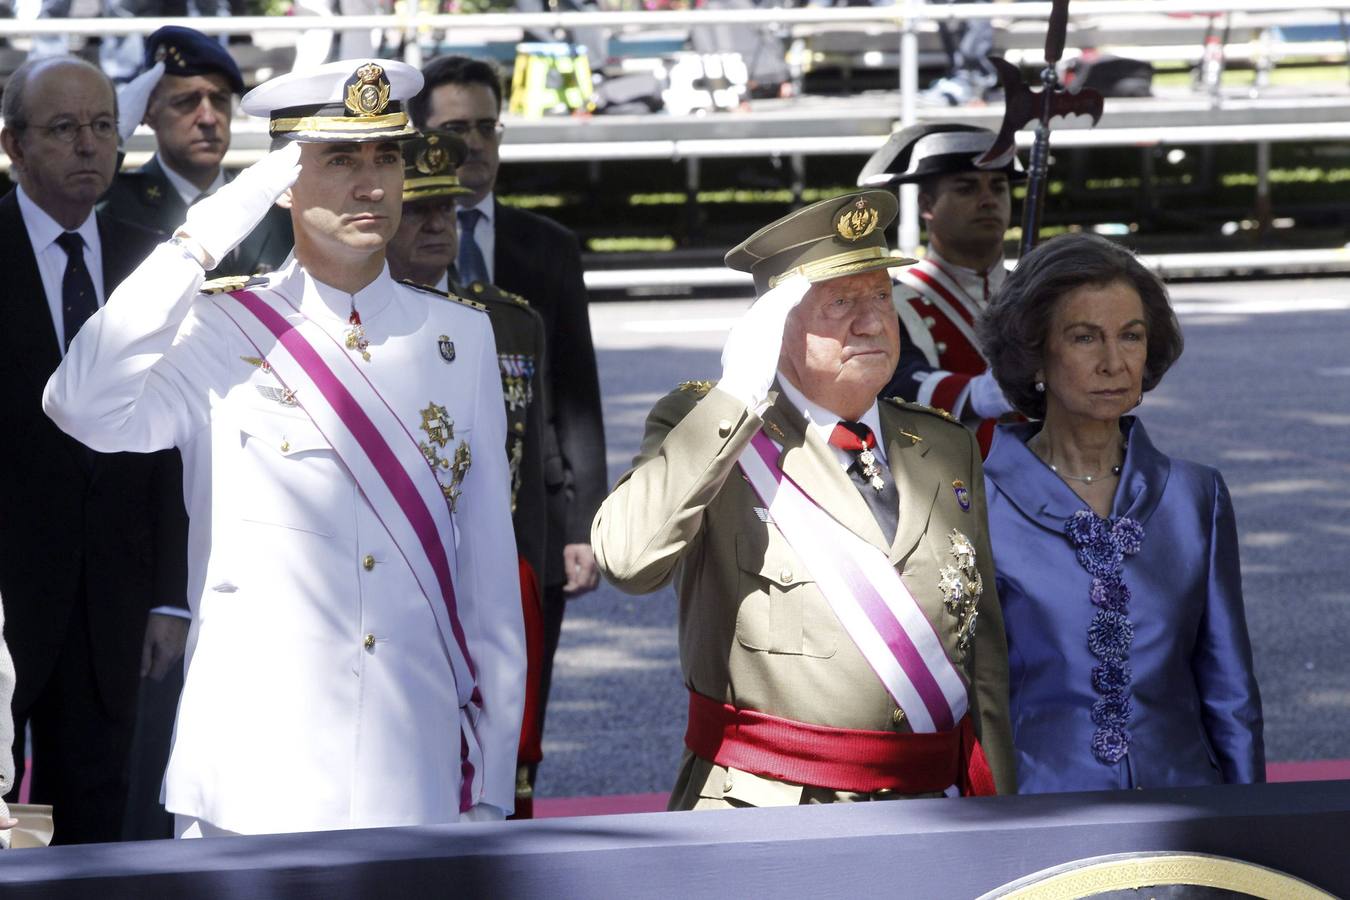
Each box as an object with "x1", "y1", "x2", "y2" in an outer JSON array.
[
  {"x1": 402, "y1": 130, "x2": 471, "y2": 203},
  {"x1": 145, "y1": 26, "x2": 245, "y2": 95},
  {"x1": 241, "y1": 59, "x2": 422, "y2": 144},
  {"x1": 725, "y1": 190, "x2": 915, "y2": 296},
  {"x1": 857, "y1": 123, "x2": 1026, "y2": 188}
]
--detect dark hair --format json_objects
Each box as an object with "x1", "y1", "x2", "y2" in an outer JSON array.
[
  {"x1": 408, "y1": 55, "x2": 503, "y2": 130},
  {"x1": 2, "y1": 56, "x2": 115, "y2": 136},
  {"x1": 977, "y1": 233, "x2": 1184, "y2": 419}
]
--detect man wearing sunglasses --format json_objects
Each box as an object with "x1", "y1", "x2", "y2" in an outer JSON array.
[{"x1": 0, "y1": 55, "x2": 188, "y2": 845}]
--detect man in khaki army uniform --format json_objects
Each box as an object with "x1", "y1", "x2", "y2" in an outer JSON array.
[
  {"x1": 593, "y1": 191, "x2": 1015, "y2": 809},
  {"x1": 385, "y1": 129, "x2": 549, "y2": 816}
]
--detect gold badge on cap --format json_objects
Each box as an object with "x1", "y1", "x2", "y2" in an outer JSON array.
[
  {"x1": 345, "y1": 62, "x2": 392, "y2": 117},
  {"x1": 416, "y1": 137, "x2": 450, "y2": 176},
  {"x1": 834, "y1": 197, "x2": 879, "y2": 242}
]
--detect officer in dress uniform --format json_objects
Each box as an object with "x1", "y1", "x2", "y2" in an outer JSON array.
[
  {"x1": 99, "y1": 26, "x2": 294, "y2": 277},
  {"x1": 593, "y1": 192, "x2": 1016, "y2": 810},
  {"x1": 857, "y1": 123, "x2": 1024, "y2": 456},
  {"x1": 44, "y1": 60, "x2": 524, "y2": 837},
  {"x1": 385, "y1": 128, "x2": 550, "y2": 817}
]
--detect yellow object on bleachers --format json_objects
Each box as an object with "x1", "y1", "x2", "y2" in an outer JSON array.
[{"x1": 509, "y1": 42, "x2": 596, "y2": 117}]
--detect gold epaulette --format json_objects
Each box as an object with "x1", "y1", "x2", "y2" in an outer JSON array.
[
  {"x1": 399, "y1": 278, "x2": 488, "y2": 312},
  {"x1": 463, "y1": 280, "x2": 531, "y2": 308},
  {"x1": 886, "y1": 396, "x2": 958, "y2": 424},
  {"x1": 678, "y1": 380, "x2": 714, "y2": 397},
  {"x1": 199, "y1": 275, "x2": 266, "y2": 295}
]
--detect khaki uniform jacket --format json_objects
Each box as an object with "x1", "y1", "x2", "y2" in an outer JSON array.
[{"x1": 593, "y1": 383, "x2": 1015, "y2": 808}]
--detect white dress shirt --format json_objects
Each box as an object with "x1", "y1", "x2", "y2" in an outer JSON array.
[
  {"x1": 776, "y1": 377, "x2": 887, "y2": 472},
  {"x1": 17, "y1": 185, "x2": 105, "y2": 354},
  {"x1": 157, "y1": 155, "x2": 226, "y2": 207}
]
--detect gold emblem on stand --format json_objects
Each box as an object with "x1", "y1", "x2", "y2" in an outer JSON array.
[
  {"x1": 835, "y1": 198, "x2": 879, "y2": 241},
  {"x1": 345, "y1": 62, "x2": 391, "y2": 117}
]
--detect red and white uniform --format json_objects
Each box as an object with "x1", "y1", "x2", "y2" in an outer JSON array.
[{"x1": 886, "y1": 250, "x2": 1008, "y2": 456}]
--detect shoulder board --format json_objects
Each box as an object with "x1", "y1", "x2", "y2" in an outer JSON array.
[
  {"x1": 399, "y1": 278, "x2": 488, "y2": 312},
  {"x1": 462, "y1": 279, "x2": 531, "y2": 308},
  {"x1": 678, "y1": 380, "x2": 714, "y2": 397},
  {"x1": 885, "y1": 396, "x2": 958, "y2": 424},
  {"x1": 200, "y1": 275, "x2": 266, "y2": 295}
]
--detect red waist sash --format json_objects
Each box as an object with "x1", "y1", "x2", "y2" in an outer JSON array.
[{"x1": 684, "y1": 690, "x2": 996, "y2": 796}]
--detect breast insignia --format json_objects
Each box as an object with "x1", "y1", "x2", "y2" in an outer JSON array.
[{"x1": 678, "y1": 380, "x2": 714, "y2": 397}]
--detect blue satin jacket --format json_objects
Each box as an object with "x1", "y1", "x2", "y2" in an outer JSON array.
[{"x1": 984, "y1": 418, "x2": 1265, "y2": 794}]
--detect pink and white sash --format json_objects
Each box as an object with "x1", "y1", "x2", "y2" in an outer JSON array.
[
  {"x1": 739, "y1": 432, "x2": 967, "y2": 733},
  {"x1": 216, "y1": 288, "x2": 484, "y2": 812}
]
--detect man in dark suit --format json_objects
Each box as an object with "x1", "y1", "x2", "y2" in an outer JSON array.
[
  {"x1": 99, "y1": 26, "x2": 293, "y2": 277},
  {"x1": 410, "y1": 56, "x2": 607, "y2": 789},
  {"x1": 0, "y1": 56, "x2": 189, "y2": 845}
]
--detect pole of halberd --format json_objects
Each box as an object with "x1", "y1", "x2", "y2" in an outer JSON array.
[{"x1": 898, "y1": 0, "x2": 921, "y2": 257}]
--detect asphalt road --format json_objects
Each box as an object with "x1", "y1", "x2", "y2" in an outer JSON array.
[{"x1": 534, "y1": 276, "x2": 1350, "y2": 799}]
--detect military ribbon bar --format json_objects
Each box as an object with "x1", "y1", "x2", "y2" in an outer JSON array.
[{"x1": 739, "y1": 431, "x2": 968, "y2": 734}]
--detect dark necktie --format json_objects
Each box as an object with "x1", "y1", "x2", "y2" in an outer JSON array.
[
  {"x1": 828, "y1": 421, "x2": 899, "y2": 545},
  {"x1": 456, "y1": 207, "x2": 490, "y2": 286},
  {"x1": 56, "y1": 231, "x2": 98, "y2": 351}
]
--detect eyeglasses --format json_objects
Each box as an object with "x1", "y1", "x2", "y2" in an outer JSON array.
[
  {"x1": 437, "y1": 119, "x2": 504, "y2": 140},
  {"x1": 34, "y1": 117, "x2": 118, "y2": 144}
]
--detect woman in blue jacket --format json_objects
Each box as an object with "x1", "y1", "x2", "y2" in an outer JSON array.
[{"x1": 977, "y1": 233, "x2": 1264, "y2": 793}]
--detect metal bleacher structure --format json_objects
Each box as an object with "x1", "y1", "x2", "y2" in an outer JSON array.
[{"x1": 2, "y1": 0, "x2": 1350, "y2": 291}]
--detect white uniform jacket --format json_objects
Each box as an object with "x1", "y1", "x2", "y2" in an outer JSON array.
[{"x1": 43, "y1": 246, "x2": 524, "y2": 834}]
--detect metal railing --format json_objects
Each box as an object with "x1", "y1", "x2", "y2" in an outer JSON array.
[{"x1": 2, "y1": 0, "x2": 1347, "y2": 258}]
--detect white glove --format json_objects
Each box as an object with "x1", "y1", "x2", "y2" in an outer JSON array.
[
  {"x1": 718, "y1": 275, "x2": 812, "y2": 411},
  {"x1": 117, "y1": 61, "x2": 165, "y2": 145},
  {"x1": 179, "y1": 142, "x2": 303, "y2": 270},
  {"x1": 460, "y1": 803, "x2": 506, "y2": 823},
  {"x1": 967, "y1": 369, "x2": 1014, "y2": 419}
]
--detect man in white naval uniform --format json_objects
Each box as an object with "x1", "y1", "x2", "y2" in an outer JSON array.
[
  {"x1": 44, "y1": 60, "x2": 524, "y2": 837},
  {"x1": 857, "y1": 123, "x2": 1024, "y2": 456}
]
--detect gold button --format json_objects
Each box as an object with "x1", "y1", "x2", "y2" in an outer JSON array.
[
  {"x1": 363, "y1": 633, "x2": 376, "y2": 650},
  {"x1": 891, "y1": 708, "x2": 906, "y2": 726},
  {"x1": 514, "y1": 421, "x2": 525, "y2": 434},
  {"x1": 722, "y1": 775, "x2": 734, "y2": 793},
  {"x1": 874, "y1": 787, "x2": 893, "y2": 796},
  {"x1": 280, "y1": 439, "x2": 290, "y2": 452},
  {"x1": 923, "y1": 316, "x2": 936, "y2": 327},
  {"x1": 935, "y1": 341, "x2": 948, "y2": 353},
  {"x1": 779, "y1": 568, "x2": 792, "y2": 584},
  {"x1": 362, "y1": 554, "x2": 376, "y2": 571},
  {"x1": 717, "y1": 419, "x2": 732, "y2": 437}
]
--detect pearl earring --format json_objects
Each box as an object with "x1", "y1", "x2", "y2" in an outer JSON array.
[{"x1": 1034, "y1": 381, "x2": 1045, "y2": 393}]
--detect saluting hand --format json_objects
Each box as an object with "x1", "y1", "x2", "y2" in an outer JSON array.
[
  {"x1": 116, "y1": 61, "x2": 165, "y2": 147},
  {"x1": 177, "y1": 141, "x2": 303, "y2": 270},
  {"x1": 717, "y1": 275, "x2": 811, "y2": 411}
]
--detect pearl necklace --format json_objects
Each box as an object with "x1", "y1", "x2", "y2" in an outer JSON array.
[{"x1": 1048, "y1": 462, "x2": 1122, "y2": 485}]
